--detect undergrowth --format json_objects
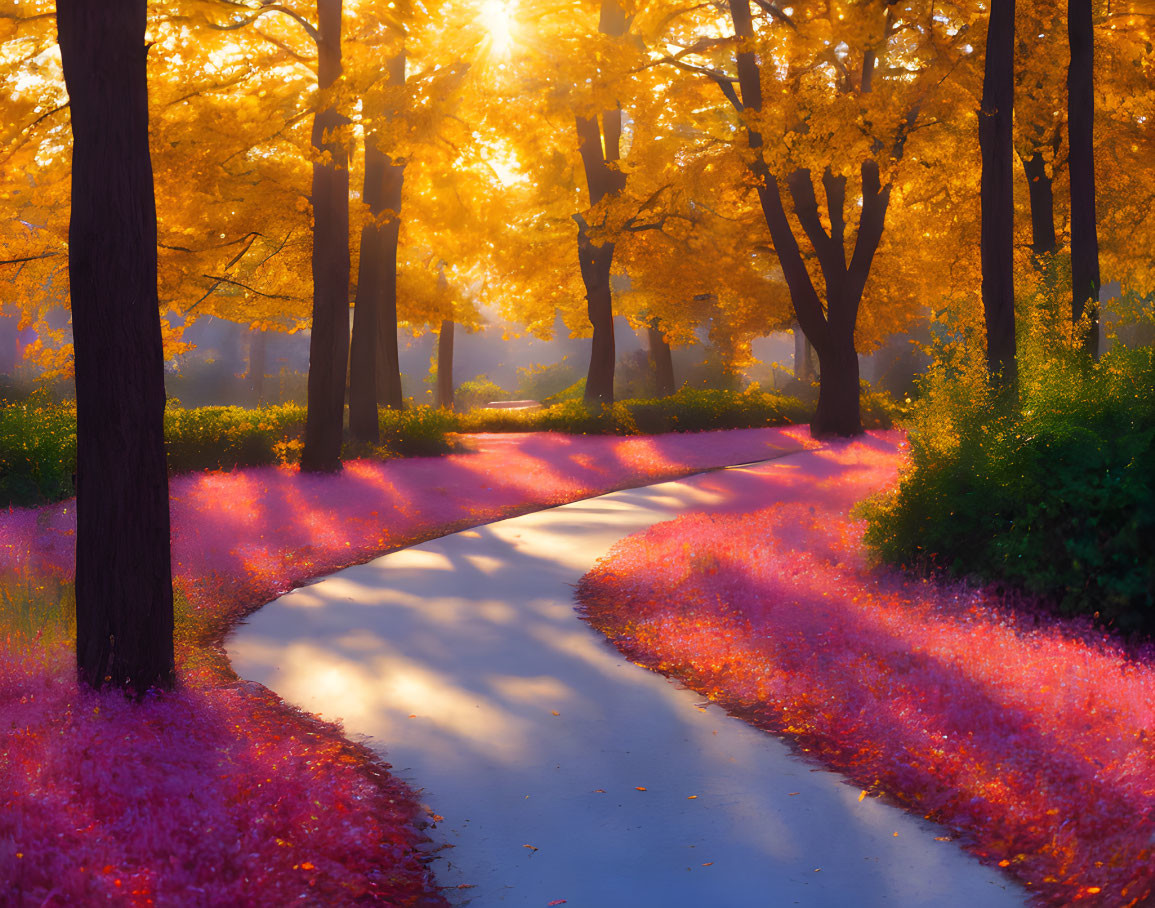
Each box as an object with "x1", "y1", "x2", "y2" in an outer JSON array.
[{"x1": 863, "y1": 284, "x2": 1155, "y2": 631}]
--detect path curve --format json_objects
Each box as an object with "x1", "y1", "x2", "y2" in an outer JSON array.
[{"x1": 227, "y1": 451, "x2": 1025, "y2": 907}]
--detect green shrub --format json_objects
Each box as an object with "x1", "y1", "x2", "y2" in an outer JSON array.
[
  {"x1": 452, "y1": 386, "x2": 833, "y2": 436},
  {"x1": 454, "y1": 376, "x2": 509, "y2": 411},
  {"x1": 377, "y1": 406, "x2": 459, "y2": 457},
  {"x1": 163, "y1": 403, "x2": 307, "y2": 472},
  {"x1": 515, "y1": 359, "x2": 582, "y2": 402},
  {"x1": 0, "y1": 401, "x2": 460, "y2": 507},
  {"x1": 0, "y1": 397, "x2": 77, "y2": 507},
  {"x1": 862, "y1": 311, "x2": 1155, "y2": 631}
]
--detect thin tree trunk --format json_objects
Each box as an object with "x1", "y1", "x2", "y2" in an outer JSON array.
[
  {"x1": 348, "y1": 134, "x2": 384, "y2": 441},
  {"x1": 247, "y1": 328, "x2": 267, "y2": 404},
  {"x1": 436, "y1": 318, "x2": 454, "y2": 409},
  {"x1": 647, "y1": 317, "x2": 675, "y2": 396},
  {"x1": 301, "y1": 0, "x2": 350, "y2": 472},
  {"x1": 792, "y1": 319, "x2": 815, "y2": 384},
  {"x1": 350, "y1": 49, "x2": 405, "y2": 441},
  {"x1": 979, "y1": 0, "x2": 1017, "y2": 386},
  {"x1": 58, "y1": 0, "x2": 175, "y2": 693},
  {"x1": 375, "y1": 147, "x2": 405, "y2": 410},
  {"x1": 1022, "y1": 151, "x2": 1057, "y2": 258},
  {"x1": 1068, "y1": 0, "x2": 1100, "y2": 354},
  {"x1": 577, "y1": 231, "x2": 616, "y2": 404},
  {"x1": 576, "y1": 0, "x2": 628, "y2": 407}
]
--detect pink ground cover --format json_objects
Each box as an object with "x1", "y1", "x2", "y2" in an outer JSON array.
[
  {"x1": 1, "y1": 427, "x2": 807, "y2": 906},
  {"x1": 577, "y1": 432, "x2": 1155, "y2": 906}
]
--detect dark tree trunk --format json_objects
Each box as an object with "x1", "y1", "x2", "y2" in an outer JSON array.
[
  {"x1": 1068, "y1": 0, "x2": 1100, "y2": 355},
  {"x1": 575, "y1": 0, "x2": 628, "y2": 407},
  {"x1": 727, "y1": 0, "x2": 901, "y2": 437},
  {"x1": 979, "y1": 0, "x2": 1017, "y2": 386},
  {"x1": 373, "y1": 153, "x2": 404, "y2": 411},
  {"x1": 792, "y1": 319, "x2": 815, "y2": 384},
  {"x1": 301, "y1": 0, "x2": 350, "y2": 473},
  {"x1": 58, "y1": 0, "x2": 175, "y2": 693},
  {"x1": 348, "y1": 139, "x2": 383, "y2": 441},
  {"x1": 647, "y1": 317, "x2": 675, "y2": 396},
  {"x1": 1022, "y1": 151, "x2": 1057, "y2": 258},
  {"x1": 349, "y1": 50, "x2": 405, "y2": 441},
  {"x1": 436, "y1": 319, "x2": 454, "y2": 409},
  {"x1": 813, "y1": 330, "x2": 860, "y2": 435},
  {"x1": 577, "y1": 231, "x2": 616, "y2": 404},
  {"x1": 247, "y1": 328, "x2": 267, "y2": 404}
]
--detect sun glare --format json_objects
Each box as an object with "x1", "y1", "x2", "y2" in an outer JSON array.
[{"x1": 480, "y1": 0, "x2": 513, "y2": 55}]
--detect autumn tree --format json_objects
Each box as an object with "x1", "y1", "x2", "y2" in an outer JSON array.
[
  {"x1": 1015, "y1": 0, "x2": 1063, "y2": 261},
  {"x1": 573, "y1": 0, "x2": 631, "y2": 405},
  {"x1": 1067, "y1": 0, "x2": 1098, "y2": 353},
  {"x1": 980, "y1": 0, "x2": 1016, "y2": 386},
  {"x1": 707, "y1": 0, "x2": 965, "y2": 435},
  {"x1": 57, "y1": 0, "x2": 175, "y2": 692},
  {"x1": 299, "y1": 0, "x2": 350, "y2": 472}
]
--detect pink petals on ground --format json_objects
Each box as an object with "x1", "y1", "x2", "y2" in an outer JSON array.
[
  {"x1": 1, "y1": 427, "x2": 806, "y2": 906},
  {"x1": 577, "y1": 433, "x2": 1155, "y2": 906}
]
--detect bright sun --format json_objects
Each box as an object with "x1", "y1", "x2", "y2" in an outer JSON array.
[{"x1": 480, "y1": 0, "x2": 513, "y2": 55}]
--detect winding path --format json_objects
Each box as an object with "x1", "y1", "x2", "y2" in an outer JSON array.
[{"x1": 227, "y1": 450, "x2": 1025, "y2": 907}]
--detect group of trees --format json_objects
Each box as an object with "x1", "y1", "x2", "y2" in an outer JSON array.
[
  {"x1": 1, "y1": 0, "x2": 1152, "y2": 691},
  {"x1": 979, "y1": 0, "x2": 1129, "y2": 389}
]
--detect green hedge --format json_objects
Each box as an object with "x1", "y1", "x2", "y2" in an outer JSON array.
[
  {"x1": 862, "y1": 343, "x2": 1155, "y2": 632},
  {"x1": 0, "y1": 401, "x2": 460, "y2": 508},
  {"x1": 2, "y1": 385, "x2": 901, "y2": 508},
  {"x1": 454, "y1": 386, "x2": 899, "y2": 435}
]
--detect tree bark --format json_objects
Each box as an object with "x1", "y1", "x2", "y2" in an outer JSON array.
[
  {"x1": 58, "y1": 0, "x2": 175, "y2": 693},
  {"x1": 576, "y1": 0, "x2": 628, "y2": 407},
  {"x1": 1068, "y1": 0, "x2": 1100, "y2": 355},
  {"x1": 301, "y1": 0, "x2": 350, "y2": 472},
  {"x1": 792, "y1": 320, "x2": 815, "y2": 384},
  {"x1": 247, "y1": 328, "x2": 267, "y2": 404},
  {"x1": 1022, "y1": 151, "x2": 1057, "y2": 258},
  {"x1": 374, "y1": 151, "x2": 405, "y2": 411},
  {"x1": 436, "y1": 318, "x2": 454, "y2": 409},
  {"x1": 349, "y1": 50, "x2": 405, "y2": 441},
  {"x1": 979, "y1": 0, "x2": 1017, "y2": 387},
  {"x1": 647, "y1": 318, "x2": 675, "y2": 396}
]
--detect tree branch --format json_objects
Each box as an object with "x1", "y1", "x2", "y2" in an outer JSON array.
[{"x1": 203, "y1": 1, "x2": 319, "y2": 45}]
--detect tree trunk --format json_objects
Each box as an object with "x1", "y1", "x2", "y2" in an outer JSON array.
[
  {"x1": 792, "y1": 319, "x2": 815, "y2": 384},
  {"x1": 247, "y1": 328, "x2": 267, "y2": 404},
  {"x1": 349, "y1": 50, "x2": 405, "y2": 441},
  {"x1": 58, "y1": 0, "x2": 175, "y2": 693},
  {"x1": 578, "y1": 233, "x2": 616, "y2": 404},
  {"x1": 436, "y1": 319, "x2": 454, "y2": 409},
  {"x1": 301, "y1": 0, "x2": 350, "y2": 473},
  {"x1": 1022, "y1": 151, "x2": 1056, "y2": 258},
  {"x1": 812, "y1": 327, "x2": 861, "y2": 437},
  {"x1": 347, "y1": 136, "x2": 383, "y2": 441},
  {"x1": 1068, "y1": 0, "x2": 1100, "y2": 355},
  {"x1": 374, "y1": 146, "x2": 405, "y2": 410},
  {"x1": 647, "y1": 317, "x2": 675, "y2": 397},
  {"x1": 575, "y1": 0, "x2": 628, "y2": 408},
  {"x1": 979, "y1": 0, "x2": 1017, "y2": 387}
]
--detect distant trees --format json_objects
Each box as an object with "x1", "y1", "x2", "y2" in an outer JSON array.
[{"x1": 57, "y1": 0, "x2": 175, "y2": 692}]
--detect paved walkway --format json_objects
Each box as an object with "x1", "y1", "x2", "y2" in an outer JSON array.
[{"x1": 227, "y1": 453, "x2": 1025, "y2": 907}]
